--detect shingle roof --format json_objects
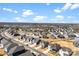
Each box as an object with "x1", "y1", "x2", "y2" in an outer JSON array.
[{"x1": 60, "y1": 47, "x2": 73, "y2": 55}]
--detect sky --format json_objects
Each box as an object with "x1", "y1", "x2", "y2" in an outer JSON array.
[{"x1": 0, "y1": 3, "x2": 79, "y2": 23}]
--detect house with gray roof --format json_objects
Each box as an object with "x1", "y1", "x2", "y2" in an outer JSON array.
[
  {"x1": 30, "y1": 37, "x2": 41, "y2": 45},
  {"x1": 48, "y1": 43, "x2": 61, "y2": 52},
  {"x1": 12, "y1": 46, "x2": 26, "y2": 56},
  {"x1": 39, "y1": 40, "x2": 49, "y2": 48},
  {"x1": 58, "y1": 47, "x2": 73, "y2": 56},
  {"x1": 73, "y1": 37, "x2": 79, "y2": 48}
]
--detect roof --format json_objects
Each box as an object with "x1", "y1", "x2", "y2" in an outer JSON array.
[
  {"x1": 61, "y1": 47, "x2": 72, "y2": 53},
  {"x1": 12, "y1": 46, "x2": 26, "y2": 56},
  {"x1": 1, "y1": 39, "x2": 11, "y2": 46},
  {"x1": 19, "y1": 50, "x2": 34, "y2": 56},
  {"x1": 48, "y1": 43, "x2": 61, "y2": 52},
  {"x1": 7, "y1": 43, "x2": 18, "y2": 53},
  {"x1": 35, "y1": 39, "x2": 41, "y2": 45},
  {"x1": 14, "y1": 46, "x2": 25, "y2": 53},
  {"x1": 73, "y1": 41, "x2": 79, "y2": 48},
  {"x1": 57, "y1": 35, "x2": 65, "y2": 38},
  {"x1": 0, "y1": 36, "x2": 3, "y2": 40},
  {"x1": 75, "y1": 37, "x2": 79, "y2": 41}
]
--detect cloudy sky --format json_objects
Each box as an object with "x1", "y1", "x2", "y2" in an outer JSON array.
[{"x1": 0, "y1": 3, "x2": 79, "y2": 23}]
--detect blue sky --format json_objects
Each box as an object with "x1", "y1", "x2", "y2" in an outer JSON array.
[{"x1": 0, "y1": 3, "x2": 79, "y2": 23}]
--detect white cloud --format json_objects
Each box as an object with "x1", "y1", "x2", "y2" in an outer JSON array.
[
  {"x1": 50, "y1": 15, "x2": 64, "y2": 21},
  {"x1": 72, "y1": 20, "x2": 79, "y2": 23},
  {"x1": 70, "y1": 4, "x2": 79, "y2": 10},
  {"x1": 54, "y1": 3, "x2": 79, "y2": 13},
  {"x1": 14, "y1": 10, "x2": 18, "y2": 13},
  {"x1": 54, "y1": 9, "x2": 61, "y2": 13},
  {"x1": 14, "y1": 17, "x2": 32, "y2": 22},
  {"x1": 62, "y1": 3, "x2": 72, "y2": 10},
  {"x1": 3, "y1": 8, "x2": 12, "y2": 12},
  {"x1": 22, "y1": 10, "x2": 34, "y2": 17},
  {"x1": 14, "y1": 17, "x2": 23, "y2": 22},
  {"x1": 2, "y1": 8, "x2": 18, "y2": 13},
  {"x1": 54, "y1": 3, "x2": 72, "y2": 13},
  {"x1": 14, "y1": 16, "x2": 47, "y2": 23},
  {"x1": 56, "y1": 15, "x2": 64, "y2": 20},
  {"x1": 14, "y1": 17, "x2": 27, "y2": 22},
  {"x1": 63, "y1": 3, "x2": 79, "y2": 10},
  {"x1": 33, "y1": 16, "x2": 47, "y2": 22},
  {"x1": 50, "y1": 18, "x2": 65, "y2": 23}
]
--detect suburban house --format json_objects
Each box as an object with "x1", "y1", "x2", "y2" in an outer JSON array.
[
  {"x1": 57, "y1": 34, "x2": 65, "y2": 39},
  {"x1": 50, "y1": 32, "x2": 58, "y2": 39},
  {"x1": 0, "y1": 43, "x2": 4, "y2": 48},
  {"x1": 7, "y1": 43, "x2": 18, "y2": 54},
  {"x1": 48, "y1": 43, "x2": 61, "y2": 52},
  {"x1": 29, "y1": 37, "x2": 38, "y2": 44},
  {"x1": 68, "y1": 34, "x2": 76, "y2": 39},
  {"x1": 12, "y1": 46, "x2": 26, "y2": 56},
  {"x1": 3, "y1": 42, "x2": 26, "y2": 56},
  {"x1": 58, "y1": 47, "x2": 73, "y2": 56},
  {"x1": 0, "y1": 36, "x2": 3, "y2": 43},
  {"x1": 39, "y1": 40, "x2": 49, "y2": 48},
  {"x1": 73, "y1": 37, "x2": 79, "y2": 48},
  {"x1": 25, "y1": 36, "x2": 31, "y2": 43},
  {"x1": 29, "y1": 38, "x2": 41, "y2": 45}
]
